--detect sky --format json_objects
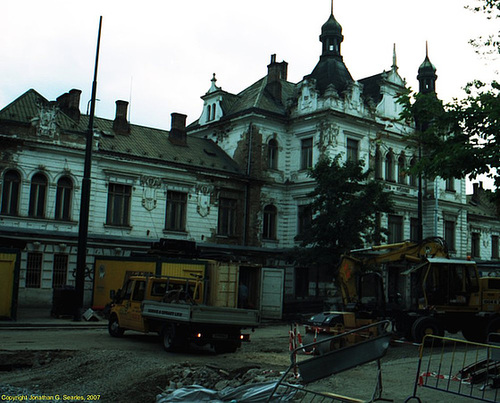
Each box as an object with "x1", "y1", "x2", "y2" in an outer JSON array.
[{"x1": 2, "y1": 0, "x2": 498, "y2": 187}]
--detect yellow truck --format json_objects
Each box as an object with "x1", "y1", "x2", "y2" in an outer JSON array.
[
  {"x1": 330, "y1": 237, "x2": 500, "y2": 343},
  {"x1": 108, "y1": 274, "x2": 260, "y2": 353}
]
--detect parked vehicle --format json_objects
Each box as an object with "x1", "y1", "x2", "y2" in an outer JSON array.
[
  {"x1": 108, "y1": 274, "x2": 260, "y2": 353},
  {"x1": 308, "y1": 237, "x2": 500, "y2": 343}
]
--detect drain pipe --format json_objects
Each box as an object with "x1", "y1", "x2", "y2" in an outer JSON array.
[{"x1": 243, "y1": 123, "x2": 253, "y2": 246}]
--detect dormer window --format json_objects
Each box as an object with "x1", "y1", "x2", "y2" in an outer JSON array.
[
  {"x1": 211, "y1": 103, "x2": 216, "y2": 120},
  {"x1": 207, "y1": 105, "x2": 211, "y2": 121}
]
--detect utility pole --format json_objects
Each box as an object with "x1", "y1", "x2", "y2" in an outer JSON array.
[{"x1": 74, "y1": 16, "x2": 102, "y2": 320}]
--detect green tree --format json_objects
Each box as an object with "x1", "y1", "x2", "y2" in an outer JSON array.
[
  {"x1": 292, "y1": 155, "x2": 393, "y2": 269},
  {"x1": 400, "y1": 0, "x2": 500, "y2": 190}
]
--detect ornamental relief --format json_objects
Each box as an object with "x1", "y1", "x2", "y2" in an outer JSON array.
[
  {"x1": 318, "y1": 121, "x2": 339, "y2": 153},
  {"x1": 196, "y1": 184, "x2": 214, "y2": 217},
  {"x1": 33, "y1": 103, "x2": 58, "y2": 138},
  {"x1": 140, "y1": 175, "x2": 162, "y2": 211}
]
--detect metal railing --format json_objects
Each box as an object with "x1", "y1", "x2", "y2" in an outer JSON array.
[
  {"x1": 267, "y1": 321, "x2": 392, "y2": 402},
  {"x1": 405, "y1": 333, "x2": 500, "y2": 402}
]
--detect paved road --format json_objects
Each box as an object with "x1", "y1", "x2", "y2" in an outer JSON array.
[{"x1": 0, "y1": 322, "x2": 289, "y2": 352}]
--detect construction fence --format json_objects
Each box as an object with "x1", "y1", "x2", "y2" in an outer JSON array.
[{"x1": 405, "y1": 333, "x2": 500, "y2": 402}]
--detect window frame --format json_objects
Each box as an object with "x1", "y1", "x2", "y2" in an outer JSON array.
[
  {"x1": 52, "y1": 253, "x2": 68, "y2": 288},
  {"x1": 346, "y1": 138, "x2": 359, "y2": 163},
  {"x1": 262, "y1": 204, "x2": 277, "y2": 240},
  {"x1": 28, "y1": 172, "x2": 48, "y2": 218},
  {"x1": 397, "y1": 154, "x2": 406, "y2": 185},
  {"x1": 388, "y1": 214, "x2": 403, "y2": 243},
  {"x1": 55, "y1": 176, "x2": 73, "y2": 221},
  {"x1": 297, "y1": 204, "x2": 313, "y2": 236},
  {"x1": 165, "y1": 191, "x2": 187, "y2": 232},
  {"x1": 268, "y1": 139, "x2": 278, "y2": 170},
  {"x1": 385, "y1": 152, "x2": 395, "y2": 182},
  {"x1": 492, "y1": 235, "x2": 499, "y2": 260},
  {"x1": 218, "y1": 197, "x2": 237, "y2": 237},
  {"x1": 1, "y1": 169, "x2": 21, "y2": 216},
  {"x1": 300, "y1": 138, "x2": 313, "y2": 170},
  {"x1": 444, "y1": 220, "x2": 456, "y2": 252},
  {"x1": 471, "y1": 232, "x2": 481, "y2": 259},
  {"x1": 26, "y1": 252, "x2": 43, "y2": 288},
  {"x1": 106, "y1": 183, "x2": 132, "y2": 227}
]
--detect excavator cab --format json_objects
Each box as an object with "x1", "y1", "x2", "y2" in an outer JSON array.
[{"x1": 421, "y1": 258, "x2": 480, "y2": 309}]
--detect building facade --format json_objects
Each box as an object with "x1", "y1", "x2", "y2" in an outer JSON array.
[{"x1": 1, "y1": 9, "x2": 499, "y2": 313}]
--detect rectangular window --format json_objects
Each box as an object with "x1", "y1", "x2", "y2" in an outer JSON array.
[
  {"x1": 218, "y1": 197, "x2": 237, "y2": 236},
  {"x1": 298, "y1": 205, "x2": 313, "y2": 236},
  {"x1": 492, "y1": 236, "x2": 499, "y2": 260},
  {"x1": 106, "y1": 183, "x2": 131, "y2": 226},
  {"x1": 55, "y1": 178, "x2": 73, "y2": 221},
  {"x1": 410, "y1": 217, "x2": 419, "y2": 242},
  {"x1": 446, "y1": 178, "x2": 455, "y2": 192},
  {"x1": 471, "y1": 232, "x2": 481, "y2": 259},
  {"x1": 165, "y1": 191, "x2": 187, "y2": 231},
  {"x1": 444, "y1": 220, "x2": 456, "y2": 252},
  {"x1": 1, "y1": 171, "x2": 20, "y2": 216},
  {"x1": 346, "y1": 138, "x2": 359, "y2": 163},
  {"x1": 295, "y1": 267, "x2": 309, "y2": 298},
  {"x1": 52, "y1": 254, "x2": 68, "y2": 288},
  {"x1": 263, "y1": 205, "x2": 277, "y2": 240},
  {"x1": 29, "y1": 174, "x2": 47, "y2": 218},
  {"x1": 301, "y1": 138, "x2": 313, "y2": 170},
  {"x1": 26, "y1": 252, "x2": 42, "y2": 288},
  {"x1": 388, "y1": 215, "x2": 403, "y2": 244}
]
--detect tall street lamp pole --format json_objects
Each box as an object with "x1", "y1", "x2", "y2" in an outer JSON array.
[{"x1": 75, "y1": 16, "x2": 102, "y2": 320}]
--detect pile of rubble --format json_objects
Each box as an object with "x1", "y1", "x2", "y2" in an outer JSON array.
[{"x1": 157, "y1": 362, "x2": 299, "y2": 402}]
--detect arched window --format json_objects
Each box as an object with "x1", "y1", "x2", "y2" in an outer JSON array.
[
  {"x1": 409, "y1": 157, "x2": 417, "y2": 187},
  {"x1": 55, "y1": 176, "x2": 73, "y2": 221},
  {"x1": 211, "y1": 103, "x2": 216, "y2": 120},
  {"x1": 207, "y1": 105, "x2": 212, "y2": 121},
  {"x1": 268, "y1": 139, "x2": 278, "y2": 169},
  {"x1": 398, "y1": 154, "x2": 406, "y2": 184},
  {"x1": 385, "y1": 151, "x2": 394, "y2": 182},
  {"x1": 263, "y1": 204, "x2": 277, "y2": 240},
  {"x1": 29, "y1": 173, "x2": 47, "y2": 218},
  {"x1": 374, "y1": 147, "x2": 382, "y2": 179},
  {"x1": 1, "y1": 170, "x2": 21, "y2": 216}
]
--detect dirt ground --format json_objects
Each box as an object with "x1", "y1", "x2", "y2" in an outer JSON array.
[{"x1": 0, "y1": 323, "x2": 496, "y2": 402}]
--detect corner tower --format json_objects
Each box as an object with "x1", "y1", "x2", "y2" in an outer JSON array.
[
  {"x1": 306, "y1": 7, "x2": 353, "y2": 94},
  {"x1": 417, "y1": 43, "x2": 438, "y2": 94}
]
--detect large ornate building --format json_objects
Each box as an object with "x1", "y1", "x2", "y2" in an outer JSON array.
[{"x1": 1, "y1": 9, "x2": 498, "y2": 315}]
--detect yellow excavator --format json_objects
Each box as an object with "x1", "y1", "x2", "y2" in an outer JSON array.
[{"x1": 335, "y1": 237, "x2": 500, "y2": 343}]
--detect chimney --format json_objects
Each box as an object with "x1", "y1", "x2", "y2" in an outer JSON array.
[
  {"x1": 169, "y1": 113, "x2": 187, "y2": 145},
  {"x1": 266, "y1": 54, "x2": 288, "y2": 102},
  {"x1": 113, "y1": 100, "x2": 130, "y2": 134},
  {"x1": 56, "y1": 89, "x2": 81, "y2": 122},
  {"x1": 471, "y1": 181, "x2": 484, "y2": 204}
]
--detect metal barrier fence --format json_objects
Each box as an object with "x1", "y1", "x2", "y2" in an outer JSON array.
[
  {"x1": 268, "y1": 321, "x2": 392, "y2": 402},
  {"x1": 405, "y1": 333, "x2": 500, "y2": 402}
]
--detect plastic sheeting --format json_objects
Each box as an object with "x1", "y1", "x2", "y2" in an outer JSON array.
[{"x1": 156, "y1": 381, "x2": 299, "y2": 402}]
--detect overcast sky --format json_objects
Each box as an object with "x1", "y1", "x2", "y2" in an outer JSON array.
[{"x1": 2, "y1": 0, "x2": 498, "y2": 187}]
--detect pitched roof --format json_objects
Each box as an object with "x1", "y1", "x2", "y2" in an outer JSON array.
[{"x1": 0, "y1": 89, "x2": 243, "y2": 176}]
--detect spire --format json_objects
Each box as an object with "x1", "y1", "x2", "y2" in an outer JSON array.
[
  {"x1": 417, "y1": 41, "x2": 438, "y2": 94},
  {"x1": 206, "y1": 73, "x2": 221, "y2": 94},
  {"x1": 391, "y1": 43, "x2": 398, "y2": 71}
]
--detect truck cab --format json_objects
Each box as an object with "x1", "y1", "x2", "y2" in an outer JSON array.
[{"x1": 109, "y1": 275, "x2": 202, "y2": 335}]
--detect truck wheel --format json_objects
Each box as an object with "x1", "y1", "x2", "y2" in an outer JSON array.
[
  {"x1": 162, "y1": 325, "x2": 178, "y2": 352},
  {"x1": 411, "y1": 317, "x2": 444, "y2": 344},
  {"x1": 108, "y1": 314, "x2": 124, "y2": 338},
  {"x1": 462, "y1": 319, "x2": 486, "y2": 343}
]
